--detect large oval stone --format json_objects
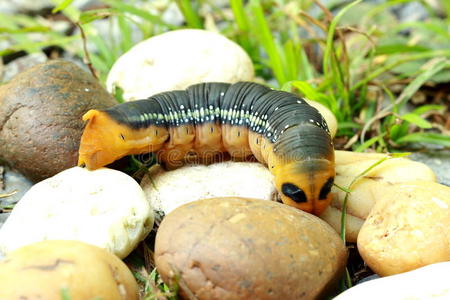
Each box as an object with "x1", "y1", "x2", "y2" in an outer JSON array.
[
  {"x1": 155, "y1": 197, "x2": 347, "y2": 300},
  {"x1": 0, "y1": 60, "x2": 117, "y2": 182},
  {"x1": 0, "y1": 167, "x2": 154, "y2": 259}
]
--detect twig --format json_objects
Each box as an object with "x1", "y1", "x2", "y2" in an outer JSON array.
[
  {"x1": 313, "y1": 0, "x2": 333, "y2": 22},
  {"x1": 75, "y1": 22, "x2": 98, "y2": 79},
  {"x1": 0, "y1": 190, "x2": 17, "y2": 198},
  {"x1": 298, "y1": 11, "x2": 327, "y2": 33}
]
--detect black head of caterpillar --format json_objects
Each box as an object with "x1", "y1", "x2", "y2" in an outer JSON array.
[{"x1": 269, "y1": 124, "x2": 335, "y2": 215}]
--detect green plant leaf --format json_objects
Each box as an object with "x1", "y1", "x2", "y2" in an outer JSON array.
[
  {"x1": 375, "y1": 44, "x2": 430, "y2": 55},
  {"x1": 323, "y1": 0, "x2": 362, "y2": 76},
  {"x1": 396, "y1": 133, "x2": 450, "y2": 147},
  {"x1": 102, "y1": 0, "x2": 176, "y2": 29},
  {"x1": 249, "y1": 0, "x2": 286, "y2": 85},
  {"x1": 354, "y1": 133, "x2": 386, "y2": 152},
  {"x1": 395, "y1": 57, "x2": 450, "y2": 107},
  {"x1": 389, "y1": 152, "x2": 411, "y2": 158},
  {"x1": 79, "y1": 9, "x2": 114, "y2": 24},
  {"x1": 337, "y1": 122, "x2": 362, "y2": 130},
  {"x1": 0, "y1": 26, "x2": 50, "y2": 33},
  {"x1": 52, "y1": 0, "x2": 75, "y2": 13},
  {"x1": 352, "y1": 50, "x2": 450, "y2": 91},
  {"x1": 412, "y1": 105, "x2": 445, "y2": 115},
  {"x1": 389, "y1": 122, "x2": 409, "y2": 141},
  {"x1": 175, "y1": 0, "x2": 203, "y2": 28},
  {"x1": 230, "y1": 0, "x2": 249, "y2": 31},
  {"x1": 400, "y1": 113, "x2": 432, "y2": 129}
]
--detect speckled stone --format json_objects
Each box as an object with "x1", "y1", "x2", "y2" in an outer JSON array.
[{"x1": 155, "y1": 197, "x2": 348, "y2": 300}]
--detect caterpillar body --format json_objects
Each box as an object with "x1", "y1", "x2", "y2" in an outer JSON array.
[{"x1": 78, "y1": 82, "x2": 335, "y2": 215}]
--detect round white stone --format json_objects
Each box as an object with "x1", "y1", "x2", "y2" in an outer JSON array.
[
  {"x1": 334, "y1": 262, "x2": 450, "y2": 300},
  {"x1": 141, "y1": 162, "x2": 278, "y2": 214},
  {"x1": 106, "y1": 29, "x2": 254, "y2": 100},
  {"x1": 0, "y1": 167, "x2": 154, "y2": 259}
]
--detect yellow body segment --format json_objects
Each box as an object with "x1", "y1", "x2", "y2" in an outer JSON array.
[
  {"x1": 193, "y1": 123, "x2": 224, "y2": 161},
  {"x1": 248, "y1": 131, "x2": 265, "y2": 164},
  {"x1": 158, "y1": 125, "x2": 195, "y2": 169},
  {"x1": 222, "y1": 125, "x2": 253, "y2": 159}
]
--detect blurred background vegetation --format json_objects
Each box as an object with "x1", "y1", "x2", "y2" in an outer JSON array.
[{"x1": 1, "y1": 0, "x2": 449, "y2": 152}]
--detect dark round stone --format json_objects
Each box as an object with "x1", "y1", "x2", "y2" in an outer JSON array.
[{"x1": 0, "y1": 60, "x2": 117, "y2": 182}]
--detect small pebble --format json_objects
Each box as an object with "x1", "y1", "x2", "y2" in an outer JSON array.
[{"x1": 357, "y1": 181, "x2": 450, "y2": 276}]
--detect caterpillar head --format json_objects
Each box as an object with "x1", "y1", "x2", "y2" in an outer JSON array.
[
  {"x1": 78, "y1": 110, "x2": 131, "y2": 170},
  {"x1": 271, "y1": 157, "x2": 335, "y2": 216}
]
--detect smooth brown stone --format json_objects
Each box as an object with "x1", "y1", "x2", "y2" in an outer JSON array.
[
  {"x1": 0, "y1": 60, "x2": 117, "y2": 181},
  {"x1": 155, "y1": 197, "x2": 348, "y2": 300}
]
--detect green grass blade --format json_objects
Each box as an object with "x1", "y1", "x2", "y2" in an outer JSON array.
[
  {"x1": 298, "y1": 46, "x2": 315, "y2": 81},
  {"x1": 0, "y1": 26, "x2": 50, "y2": 33},
  {"x1": 102, "y1": 0, "x2": 176, "y2": 29},
  {"x1": 338, "y1": 121, "x2": 362, "y2": 130},
  {"x1": 389, "y1": 122, "x2": 409, "y2": 141},
  {"x1": 118, "y1": 14, "x2": 134, "y2": 53},
  {"x1": 52, "y1": 0, "x2": 75, "y2": 13},
  {"x1": 323, "y1": 0, "x2": 361, "y2": 114},
  {"x1": 390, "y1": 152, "x2": 411, "y2": 158},
  {"x1": 400, "y1": 113, "x2": 432, "y2": 129},
  {"x1": 354, "y1": 134, "x2": 386, "y2": 152},
  {"x1": 78, "y1": 9, "x2": 115, "y2": 25},
  {"x1": 375, "y1": 44, "x2": 430, "y2": 55},
  {"x1": 333, "y1": 183, "x2": 352, "y2": 193},
  {"x1": 323, "y1": 0, "x2": 362, "y2": 76},
  {"x1": 175, "y1": 0, "x2": 203, "y2": 28},
  {"x1": 395, "y1": 57, "x2": 449, "y2": 107},
  {"x1": 283, "y1": 40, "x2": 298, "y2": 80},
  {"x1": 412, "y1": 104, "x2": 445, "y2": 115},
  {"x1": 230, "y1": 0, "x2": 249, "y2": 31},
  {"x1": 352, "y1": 50, "x2": 450, "y2": 91},
  {"x1": 249, "y1": 0, "x2": 286, "y2": 85},
  {"x1": 396, "y1": 133, "x2": 450, "y2": 147}
]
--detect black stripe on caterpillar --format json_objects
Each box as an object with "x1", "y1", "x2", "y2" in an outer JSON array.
[{"x1": 78, "y1": 82, "x2": 335, "y2": 215}]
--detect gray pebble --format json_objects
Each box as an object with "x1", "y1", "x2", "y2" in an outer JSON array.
[
  {"x1": 0, "y1": 167, "x2": 33, "y2": 206},
  {"x1": 409, "y1": 150, "x2": 450, "y2": 187}
]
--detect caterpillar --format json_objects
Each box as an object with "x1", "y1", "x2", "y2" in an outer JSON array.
[{"x1": 78, "y1": 82, "x2": 335, "y2": 215}]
